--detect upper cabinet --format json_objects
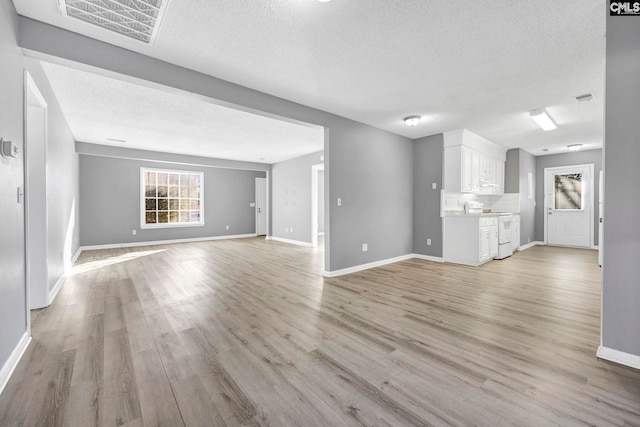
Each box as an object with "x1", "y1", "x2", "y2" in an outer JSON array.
[{"x1": 443, "y1": 130, "x2": 507, "y2": 195}]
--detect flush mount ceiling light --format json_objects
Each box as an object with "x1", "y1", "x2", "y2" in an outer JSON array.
[
  {"x1": 530, "y1": 109, "x2": 557, "y2": 131},
  {"x1": 575, "y1": 93, "x2": 594, "y2": 102},
  {"x1": 404, "y1": 115, "x2": 422, "y2": 127},
  {"x1": 57, "y1": 0, "x2": 170, "y2": 44},
  {"x1": 567, "y1": 144, "x2": 583, "y2": 151}
]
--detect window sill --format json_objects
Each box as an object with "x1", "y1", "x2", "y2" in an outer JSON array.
[{"x1": 140, "y1": 222, "x2": 205, "y2": 230}]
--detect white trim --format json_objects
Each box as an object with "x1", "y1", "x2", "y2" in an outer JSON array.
[
  {"x1": 597, "y1": 346, "x2": 640, "y2": 370},
  {"x1": 323, "y1": 254, "x2": 415, "y2": 278},
  {"x1": 318, "y1": 232, "x2": 325, "y2": 236},
  {"x1": 71, "y1": 247, "x2": 82, "y2": 265},
  {"x1": 0, "y1": 332, "x2": 31, "y2": 397},
  {"x1": 411, "y1": 254, "x2": 445, "y2": 263},
  {"x1": 311, "y1": 163, "x2": 324, "y2": 248},
  {"x1": 24, "y1": 70, "x2": 50, "y2": 313},
  {"x1": 269, "y1": 237, "x2": 313, "y2": 247},
  {"x1": 45, "y1": 247, "x2": 84, "y2": 306},
  {"x1": 517, "y1": 241, "x2": 545, "y2": 251},
  {"x1": 48, "y1": 274, "x2": 65, "y2": 305},
  {"x1": 79, "y1": 234, "x2": 257, "y2": 251}
]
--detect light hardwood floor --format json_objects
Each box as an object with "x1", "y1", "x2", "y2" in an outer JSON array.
[{"x1": 1, "y1": 239, "x2": 639, "y2": 426}]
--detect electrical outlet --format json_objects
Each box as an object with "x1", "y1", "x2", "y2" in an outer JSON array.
[
  {"x1": 337, "y1": 198, "x2": 342, "y2": 207},
  {"x1": 427, "y1": 238, "x2": 432, "y2": 245},
  {"x1": 290, "y1": 227, "x2": 293, "y2": 233},
  {"x1": 132, "y1": 230, "x2": 136, "y2": 235},
  {"x1": 285, "y1": 227, "x2": 289, "y2": 233},
  {"x1": 226, "y1": 225, "x2": 230, "y2": 230},
  {"x1": 432, "y1": 182, "x2": 437, "y2": 190},
  {"x1": 362, "y1": 243, "x2": 368, "y2": 252}
]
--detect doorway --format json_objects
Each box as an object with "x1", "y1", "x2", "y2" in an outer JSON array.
[
  {"x1": 544, "y1": 164, "x2": 594, "y2": 248},
  {"x1": 24, "y1": 72, "x2": 49, "y2": 310},
  {"x1": 255, "y1": 177, "x2": 267, "y2": 236},
  {"x1": 311, "y1": 163, "x2": 324, "y2": 248}
]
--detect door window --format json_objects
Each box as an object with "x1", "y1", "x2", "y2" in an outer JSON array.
[{"x1": 554, "y1": 173, "x2": 582, "y2": 210}]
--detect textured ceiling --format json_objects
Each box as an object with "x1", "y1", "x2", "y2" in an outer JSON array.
[
  {"x1": 14, "y1": 0, "x2": 606, "y2": 156},
  {"x1": 40, "y1": 62, "x2": 324, "y2": 164}
]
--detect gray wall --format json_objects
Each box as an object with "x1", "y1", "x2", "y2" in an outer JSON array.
[
  {"x1": 24, "y1": 58, "x2": 80, "y2": 294},
  {"x1": 330, "y1": 126, "x2": 413, "y2": 269},
  {"x1": 79, "y1": 150, "x2": 266, "y2": 246},
  {"x1": 535, "y1": 149, "x2": 602, "y2": 245},
  {"x1": 505, "y1": 149, "x2": 519, "y2": 194},
  {"x1": 518, "y1": 149, "x2": 536, "y2": 246},
  {"x1": 271, "y1": 151, "x2": 323, "y2": 244},
  {"x1": 413, "y1": 134, "x2": 444, "y2": 257},
  {"x1": 505, "y1": 149, "x2": 537, "y2": 246},
  {"x1": 19, "y1": 19, "x2": 415, "y2": 272},
  {"x1": 0, "y1": 0, "x2": 27, "y2": 372},
  {"x1": 602, "y1": 14, "x2": 640, "y2": 357},
  {"x1": 318, "y1": 170, "x2": 325, "y2": 233}
]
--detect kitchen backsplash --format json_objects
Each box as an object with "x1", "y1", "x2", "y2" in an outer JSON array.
[{"x1": 441, "y1": 191, "x2": 520, "y2": 215}]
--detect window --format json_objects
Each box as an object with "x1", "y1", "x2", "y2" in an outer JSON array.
[
  {"x1": 554, "y1": 173, "x2": 582, "y2": 210},
  {"x1": 141, "y1": 168, "x2": 204, "y2": 228}
]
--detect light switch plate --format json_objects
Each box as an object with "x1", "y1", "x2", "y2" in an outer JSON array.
[
  {"x1": 432, "y1": 182, "x2": 437, "y2": 190},
  {"x1": 337, "y1": 198, "x2": 342, "y2": 206}
]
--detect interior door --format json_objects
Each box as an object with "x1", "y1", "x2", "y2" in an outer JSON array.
[
  {"x1": 255, "y1": 177, "x2": 267, "y2": 236},
  {"x1": 545, "y1": 165, "x2": 592, "y2": 247}
]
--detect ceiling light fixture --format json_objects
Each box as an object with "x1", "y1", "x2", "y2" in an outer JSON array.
[
  {"x1": 575, "y1": 93, "x2": 594, "y2": 102},
  {"x1": 530, "y1": 109, "x2": 557, "y2": 131},
  {"x1": 404, "y1": 115, "x2": 422, "y2": 127},
  {"x1": 567, "y1": 144, "x2": 583, "y2": 151}
]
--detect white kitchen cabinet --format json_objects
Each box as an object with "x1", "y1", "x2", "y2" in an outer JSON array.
[
  {"x1": 489, "y1": 227, "x2": 499, "y2": 257},
  {"x1": 448, "y1": 146, "x2": 480, "y2": 193},
  {"x1": 493, "y1": 161, "x2": 504, "y2": 195},
  {"x1": 444, "y1": 130, "x2": 506, "y2": 195},
  {"x1": 445, "y1": 216, "x2": 498, "y2": 266},
  {"x1": 512, "y1": 214, "x2": 521, "y2": 250}
]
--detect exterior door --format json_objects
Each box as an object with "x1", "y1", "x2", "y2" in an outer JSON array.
[
  {"x1": 255, "y1": 177, "x2": 267, "y2": 236},
  {"x1": 545, "y1": 165, "x2": 593, "y2": 247}
]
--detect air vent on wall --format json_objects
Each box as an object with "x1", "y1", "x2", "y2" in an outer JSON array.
[{"x1": 57, "y1": 0, "x2": 169, "y2": 44}]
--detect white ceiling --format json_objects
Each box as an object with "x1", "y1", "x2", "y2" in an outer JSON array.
[
  {"x1": 15, "y1": 0, "x2": 606, "y2": 157},
  {"x1": 39, "y1": 62, "x2": 324, "y2": 164}
]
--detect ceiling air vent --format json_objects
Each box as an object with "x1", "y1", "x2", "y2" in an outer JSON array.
[{"x1": 58, "y1": 0, "x2": 169, "y2": 44}]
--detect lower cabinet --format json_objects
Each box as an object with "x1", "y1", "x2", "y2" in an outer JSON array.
[{"x1": 445, "y1": 216, "x2": 498, "y2": 266}]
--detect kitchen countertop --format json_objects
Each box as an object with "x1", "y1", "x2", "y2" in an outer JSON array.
[{"x1": 444, "y1": 210, "x2": 517, "y2": 217}]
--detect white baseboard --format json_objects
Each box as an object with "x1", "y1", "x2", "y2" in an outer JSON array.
[
  {"x1": 71, "y1": 247, "x2": 82, "y2": 265},
  {"x1": 79, "y1": 233, "x2": 258, "y2": 251},
  {"x1": 597, "y1": 345, "x2": 640, "y2": 370},
  {"x1": 268, "y1": 237, "x2": 313, "y2": 247},
  {"x1": 0, "y1": 332, "x2": 31, "y2": 397},
  {"x1": 517, "y1": 241, "x2": 545, "y2": 251},
  {"x1": 48, "y1": 274, "x2": 65, "y2": 305},
  {"x1": 411, "y1": 253, "x2": 445, "y2": 263},
  {"x1": 324, "y1": 254, "x2": 415, "y2": 278}
]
